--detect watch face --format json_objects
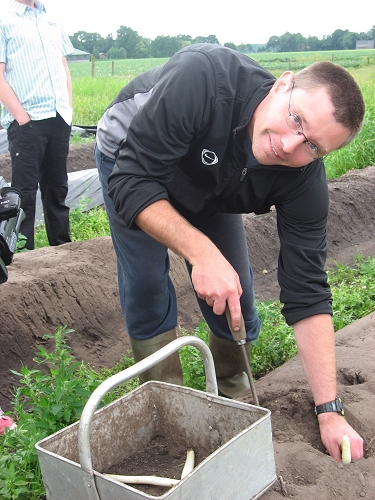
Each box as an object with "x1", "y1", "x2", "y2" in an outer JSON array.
[{"x1": 315, "y1": 398, "x2": 344, "y2": 416}]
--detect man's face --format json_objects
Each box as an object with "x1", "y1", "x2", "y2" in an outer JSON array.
[{"x1": 249, "y1": 72, "x2": 351, "y2": 168}]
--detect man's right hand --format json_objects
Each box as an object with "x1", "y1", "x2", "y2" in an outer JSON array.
[
  {"x1": 135, "y1": 199, "x2": 243, "y2": 329},
  {"x1": 191, "y1": 254, "x2": 243, "y2": 330},
  {"x1": 17, "y1": 115, "x2": 31, "y2": 126}
]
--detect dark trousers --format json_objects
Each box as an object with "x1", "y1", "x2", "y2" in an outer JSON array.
[
  {"x1": 7, "y1": 114, "x2": 71, "y2": 250},
  {"x1": 95, "y1": 145, "x2": 261, "y2": 342}
]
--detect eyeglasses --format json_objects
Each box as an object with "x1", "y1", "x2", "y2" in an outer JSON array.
[{"x1": 286, "y1": 82, "x2": 321, "y2": 160}]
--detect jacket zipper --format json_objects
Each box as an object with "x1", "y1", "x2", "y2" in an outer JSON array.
[
  {"x1": 216, "y1": 128, "x2": 248, "y2": 205},
  {"x1": 240, "y1": 167, "x2": 247, "y2": 181}
]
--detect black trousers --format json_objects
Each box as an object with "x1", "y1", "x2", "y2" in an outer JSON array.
[{"x1": 7, "y1": 114, "x2": 71, "y2": 250}]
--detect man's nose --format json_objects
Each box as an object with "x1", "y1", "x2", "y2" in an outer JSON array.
[{"x1": 281, "y1": 133, "x2": 305, "y2": 154}]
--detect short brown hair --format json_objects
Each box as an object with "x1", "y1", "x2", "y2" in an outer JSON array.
[{"x1": 294, "y1": 61, "x2": 365, "y2": 144}]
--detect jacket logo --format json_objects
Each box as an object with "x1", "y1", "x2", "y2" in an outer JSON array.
[{"x1": 201, "y1": 149, "x2": 219, "y2": 165}]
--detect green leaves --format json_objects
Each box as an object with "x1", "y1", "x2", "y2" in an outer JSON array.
[
  {"x1": 324, "y1": 74, "x2": 375, "y2": 179},
  {"x1": 328, "y1": 255, "x2": 375, "y2": 330},
  {"x1": 180, "y1": 320, "x2": 210, "y2": 391},
  {"x1": 0, "y1": 325, "x2": 136, "y2": 500}
]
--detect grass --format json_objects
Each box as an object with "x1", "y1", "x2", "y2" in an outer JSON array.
[
  {"x1": 1, "y1": 255, "x2": 374, "y2": 499},
  {"x1": 70, "y1": 58, "x2": 168, "y2": 125},
  {"x1": 324, "y1": 67, "x2": 375, "y2": 178}
]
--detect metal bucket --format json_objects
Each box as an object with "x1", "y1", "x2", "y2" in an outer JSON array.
[{"x1": 36, "y1": 336, "x2": 276, "y2": 500}]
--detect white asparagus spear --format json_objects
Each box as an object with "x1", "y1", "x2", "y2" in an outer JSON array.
[
  {"x1": 105, "y1": 474, "x2": 179, "y2": 487},
  {"x1": 341, "y1": 434, "x2": 351, "y2": 464},
  {"x1": 181, "y1": 448, "x2": 195, "y2": 479}
]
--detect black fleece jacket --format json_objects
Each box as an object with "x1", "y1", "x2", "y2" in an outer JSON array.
[{"x1": 105, "y1": 43, "x2": 332, "y2": 325}]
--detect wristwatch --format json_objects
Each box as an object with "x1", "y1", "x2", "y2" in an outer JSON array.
[{"x1": 315, "y1": 397, "x2": 344, "y2": 416}]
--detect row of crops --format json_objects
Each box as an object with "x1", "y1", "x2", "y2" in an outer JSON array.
[{"x1": 251, "y1": 49, "x2": 375, "y2": 71}]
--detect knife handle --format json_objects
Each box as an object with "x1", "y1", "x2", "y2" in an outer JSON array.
[{"x1": 225, "y1": 305, "x2": 246, "y2": 343}]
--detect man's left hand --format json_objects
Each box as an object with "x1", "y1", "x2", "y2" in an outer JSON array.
[{"x1": 318, "y1": 412, "x2": 364, "y2": 462}]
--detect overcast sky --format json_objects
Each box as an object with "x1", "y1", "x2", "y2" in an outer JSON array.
[{"x1": 12, "y1": 0, "x2": 372, "y2": 46}]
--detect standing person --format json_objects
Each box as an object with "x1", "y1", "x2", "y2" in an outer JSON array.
[
  {"x1": 95, "y1": 44, "x2": 365, "y2": 462},
  {"x1": 0, "y1": 0, "x2": 73, "y2": 250}
]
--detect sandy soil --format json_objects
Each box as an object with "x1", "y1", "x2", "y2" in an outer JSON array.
[{"x1": 0, "y1": 143, "x2": 374, "y2": 499}]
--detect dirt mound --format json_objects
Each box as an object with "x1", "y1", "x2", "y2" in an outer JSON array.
[
  {"x1": 0, "y1": 143, "x2": 374, "y2": 499},
  {"x1": 239, "y1": 312, "x2": 375, "y2": 499}
]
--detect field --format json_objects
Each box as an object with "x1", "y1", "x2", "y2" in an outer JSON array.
[
  {"x1": 68, "y1": 48, "x2": 375, "y2": 125},
  {"x1": 251, "y1": 49, "x2": 375, "y2": 72}
]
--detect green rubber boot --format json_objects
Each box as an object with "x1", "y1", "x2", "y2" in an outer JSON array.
[
  {"x1": 209, "y1": 331, "x2": 251, "y2": 398},
  {"x1": 130, "y1": 329, "x2": 183, "y2": 385}
]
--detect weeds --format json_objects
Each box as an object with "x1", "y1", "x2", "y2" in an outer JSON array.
[
  {"x1": 328, "y1": 255, "x2": 375, "y2": 330},
  {"x1": 180, "y1": 320, "x2": 210, "y2": 391},
  {"x1": 0, "y1": 326, "x2": 137, "y2": 500},
  {"x1": 68, "y1": 198, "x2": 110, "y2": 242}
]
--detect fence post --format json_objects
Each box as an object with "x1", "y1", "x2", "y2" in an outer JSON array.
[
  {"x1": 91, "y1": 56, "x2": 95, "y2": 77},
  {"x1": 112, "y1": 61, "x2": 114, "y2": 75}
]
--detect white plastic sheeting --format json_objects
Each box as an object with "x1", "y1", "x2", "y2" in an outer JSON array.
[{"x1": 35, "y1": 168, "x2": 103, "y2": 225}]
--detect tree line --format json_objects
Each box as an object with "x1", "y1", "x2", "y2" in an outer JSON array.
[{"x1": 69, "y1": 25, "x2": 375, "y2": 59}]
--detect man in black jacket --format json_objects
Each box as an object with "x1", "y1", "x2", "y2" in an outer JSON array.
[{"x1": 95, "y1": 44, "x2": 365, "y2": 462}]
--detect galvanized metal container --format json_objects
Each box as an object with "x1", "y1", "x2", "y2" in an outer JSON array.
[{"x1": 36, "y1": 336, "x2": 276, "y2": 500}]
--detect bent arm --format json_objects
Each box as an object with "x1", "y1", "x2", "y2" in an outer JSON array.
[
  {"x1": 294, "y1": 314, "x2": 364, "y2": 461},
  {"x1": 0, "y1": 63, "x2": 30, "y2": 125},
  {"x1": 135, "y1": 199, "x2": 243, "y2": 328}
]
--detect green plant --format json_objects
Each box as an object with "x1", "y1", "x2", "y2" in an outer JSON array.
[
  {"x1": 69, "y1": 198, "x2": 110, "y2": 242},
  {"x1": 0, "y1": 430, "x2": 43, "y2": 500},
  {"x1": 328, "y1": 255, "x2": 375, "y2": 330},
  {"x1": 251, "y1": 300, "x2": 297, "y2": 376},
  {"x1": 0, "y1": 326, "x2": 87, "y2": 500},
  {"x1": 11, "y1": 327, "x2": 95, "y2": 432},
  {"x1": 0, "y1": 326, "x2": 137, "y2": 500},
  {"x1": 15, "y1": 233, "x2": 28, "y2": 253},
  {"x1": 179, "y1": 320, "x2": 210, "y2": 391}
]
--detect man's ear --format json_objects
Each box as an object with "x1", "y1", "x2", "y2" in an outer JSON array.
[{"x1": 270, "y1": 71, "x2": 294, "y2": 96}]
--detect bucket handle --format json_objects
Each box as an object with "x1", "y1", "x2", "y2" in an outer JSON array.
[{"x1": 78, "y1": 335, "x2": 218, "y2": 500}]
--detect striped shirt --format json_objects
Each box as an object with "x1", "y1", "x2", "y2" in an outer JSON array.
[{"x1": 0, "y1": 0, "x2": 74, "y2": 129}]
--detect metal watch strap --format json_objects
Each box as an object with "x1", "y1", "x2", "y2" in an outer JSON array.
[{"x1": 315, "y1": 397, "x2": 344, "y2": 416}]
